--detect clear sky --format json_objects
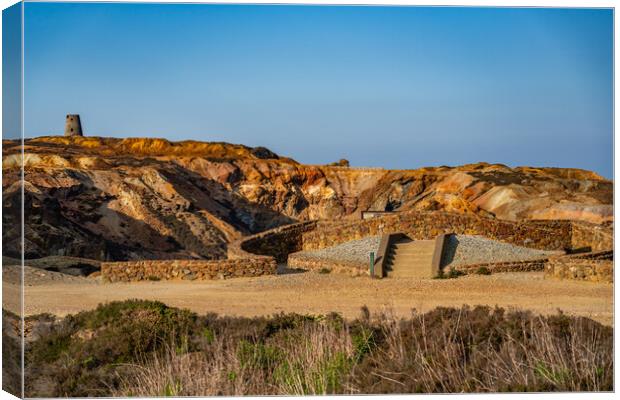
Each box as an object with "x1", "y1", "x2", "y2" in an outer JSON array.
[{"x1": 22, "y1": 3, "x2": 613, "y2": 177}]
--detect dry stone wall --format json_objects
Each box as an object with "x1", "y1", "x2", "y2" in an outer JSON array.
[
  {"x1": 544, "y1": 251, "x2": 613, "y2": 283},
  {"x1": 103, "y1": 221, "x2": 317, "y2": 282},
  {"x1": 571, "y1": 222, "x2": 613, "y2": 252},
  {"x1": 228, "y1": 221, "x2": 318, "y2": 263},
  {"x1": 287, "y1": 253, "x2": 368, "y2": 276},
  {"x1": 451, "y1": 258, "x2": 549, "y2": 274},
  {"x1": 440, "y1": 249, "x2": 613, "y2": 281},
  {"x1": 302, "y1": 211, "x2": 574, "y2": 252},
  {"x1": 101, "y1": 257, "x2": 276, "y2": 282},
  {"x1": 102, "y1": 210, "x2": 612, "y2": 283}
]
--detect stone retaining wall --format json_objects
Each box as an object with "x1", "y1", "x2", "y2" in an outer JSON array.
[
  {"x1": 287, "y1": 253, "x2": 368, "y2": 277},
  {"x1": 449, "y1": 250, "x2": 614, "y2": 283},
  {"x1": 544, "y1": 252, "x2": 613, "y2": 283},
  {"x1": 451, "y1": 258, "x2": 549, "y2": 274},
  {"x1": 571, "y1": 221, "x2": 613, "y2": 252},
  {"x1": 301, "y1": 211, "x2": 613, "y2": 255},
  {"x1": 101, "y1": 257, "x2": 277, "y2": 282},
  {"x1": 563, "y1": 250, "x2": 613, "y2": 260},
  {"x1": 288, "y1": 253, "x2": 550, "y2": 277},
  {"x1": 301, "y1": 211, "x2": 574, "y2": 252},
  {"x1": 228, "y1": 221, "x2": 318, "y2": 263},
  {"x1": 102, "y1": 210, "x2": 612, "y2": 283},
  {"x1": 103, "y1": 220, "x2": 317, "y2": 282}
]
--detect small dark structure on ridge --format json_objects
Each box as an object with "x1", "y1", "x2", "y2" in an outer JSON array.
[{"x1": 64, "y1": 114, "x2": 83, "y2": 137}]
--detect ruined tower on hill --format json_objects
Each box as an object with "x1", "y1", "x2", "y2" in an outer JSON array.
[{"x1": 64, "y1": 114, "x2": 83, "y2": 137}]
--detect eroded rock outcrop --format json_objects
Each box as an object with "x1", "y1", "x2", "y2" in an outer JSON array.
[{"x1": 2, "y1": 136, "x2": 612, "y2": 261}]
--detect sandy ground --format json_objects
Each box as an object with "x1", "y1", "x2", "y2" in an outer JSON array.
[{"x1": 2, "y1": 268, "x2": 613, "y2": 326}]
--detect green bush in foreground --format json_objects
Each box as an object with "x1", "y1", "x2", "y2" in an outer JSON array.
[{"x1": 20, "y1": 300, "x2": 613, "y2": 396}]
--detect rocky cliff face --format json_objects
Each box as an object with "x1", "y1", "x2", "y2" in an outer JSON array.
[{"x1": 2, "y1": 136, "x2": 612, "y2": 261}]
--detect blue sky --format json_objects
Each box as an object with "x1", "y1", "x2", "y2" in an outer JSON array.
[
  {"x1": 21, "y1": 3, "x2": 613, "y2": 177},
  {"x1": 2, "y1": 2, "x2": 21, "y2": 140}
]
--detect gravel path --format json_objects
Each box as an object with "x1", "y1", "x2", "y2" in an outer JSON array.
[
  {"x1": 3, "y1": 271, "x2": 612, "y2": 326},
  {"x1": 292, "y1": 236, "x2": 381, "y2": 265},
  {"x1": 442, "y1": 235, "x2": 561, "y2": 267},
  {"x1": 2, "y1": 256, "x2": 101, "y2": 277},
  {"x1": 2, "y1": 265, "x2": 96, "y2": 286}
]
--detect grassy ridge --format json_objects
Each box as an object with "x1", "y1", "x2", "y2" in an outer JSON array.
[{"x1": 16, "y1": 300, "x2": 613, "y2": 396}]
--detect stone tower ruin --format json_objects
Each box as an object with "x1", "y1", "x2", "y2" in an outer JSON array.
[{"x1": 64, "y1": 114, "x2": 83, "y2": 137}]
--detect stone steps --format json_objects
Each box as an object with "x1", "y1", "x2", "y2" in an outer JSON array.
[{"x1": 386, "y1": 239, "x2": 436, "y2": 278}]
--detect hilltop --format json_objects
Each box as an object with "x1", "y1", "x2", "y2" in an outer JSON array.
[{"x1": 2, "y1": 136, "x2": 612, "y2": 260}]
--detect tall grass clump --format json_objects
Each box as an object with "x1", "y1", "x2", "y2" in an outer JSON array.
[
  {"x1": 353, "y1": 307, "x2": 612, "y2": 393},
  {"x1": 23, "y1": 301, "x2": 612, "y2": 397}
]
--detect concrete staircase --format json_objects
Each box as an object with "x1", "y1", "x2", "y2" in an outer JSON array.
[{"x1": 385, "y1": 237, "x2": 437, "y2": 278}]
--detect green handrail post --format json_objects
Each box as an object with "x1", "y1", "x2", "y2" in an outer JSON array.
[{"x1": 370, "y1": 251, "x2": 375, "y2": 278}]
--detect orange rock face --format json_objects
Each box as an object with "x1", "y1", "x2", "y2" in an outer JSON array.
[{"x1": 2, "y1": 137, "x2": 612, "y2": 260}]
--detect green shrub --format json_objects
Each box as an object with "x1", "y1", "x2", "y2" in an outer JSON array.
[
  {"x1": 447, "y1": 268, "x2": 465, "y2": 278},
  {"x1": 29, "y1": 330, "x2": 72, "y2": 363},
  {"x1": 202, "y1": 327, "x2": 215, "y2": 344},
  {"x1": 351, "y1": 326, "x2": 376, "y2": 362},
  {"x1": 23, "y1": 301, "x2": 613, "y2": 397},
  {"x1": 26, "y1": 300, "x2": 197, "y2": 396},
  {"x1": 435, "y1": 268, "x2": 465, "y2": 279},
  {"x1": 237, "y1": 339, "x2": 283, "y2": 370},
  {"x1": 475, "y1": 266, "x2": 492, "y2": 275},
  {"x1": 318, "y1": 268, "x2": 332, "y2": 274},
  {"x1": 161, "y1": 380, "x2": 182, "y2": 396}
]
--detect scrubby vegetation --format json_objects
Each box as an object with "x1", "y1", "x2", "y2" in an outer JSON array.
[
  {"x1": 18, "y1": 300, "x2": 613, "y2": 396},
  {"x1": 2, "y1": 309, "x2": 22, "y2": 397},
  {"x1": 434, "y1": 267, "x2": 466, "y2": 279},
  {"x1": 476, "y1": 266, "x2": 492, "y2": 275}
]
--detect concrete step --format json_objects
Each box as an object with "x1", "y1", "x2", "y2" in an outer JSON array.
[
  {"x1": 391, "y1": 259, "x2": 432, "y2": 264},
  {"x1": 392, "y1": 248, "x2": 435, "y2": 255},
  {"x1": 391, "y1": 251, "x2": 434, "y2": 256},
  {"x1": 392, "y1": 253, "x2": 430, "y2": 257},
  {"x1": 390, "y1": 259, "x2": 432, "y2": 264},
  {"x1": 394, "y1": 241, "x2": 434, "y2": 246},
  {"x1": 391, "y1": 254, "x2": 433, "y2": 259},
  {"x1": 392, "y1": 252, "x2": 432, "y2": 256},
  {"x1": 393, "y1": 245, "x2": 434, "y2": 251},
  {"x1": 387, "y1": 239, "x2": 436, "y2": 278},
  {"x1": 392, "y1": 243, "x2": 414, "y2": 248},
  {"x1": 394, "y1": 245, "x2": 434, "y2": 249}
]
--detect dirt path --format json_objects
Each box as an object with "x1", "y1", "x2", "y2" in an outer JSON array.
[{"x1": 3, "y1": 270, "x2": 613, "y2": 325}]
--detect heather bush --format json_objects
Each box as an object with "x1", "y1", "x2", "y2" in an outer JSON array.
[
  {"x1": 22, "y1": 301, "x2": 613, "y2": 397},
  {"x1": 26, "y1": 300, "x2": 196, "y2": 396}
]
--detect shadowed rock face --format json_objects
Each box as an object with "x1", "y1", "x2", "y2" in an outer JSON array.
[{"x1": 2, "y1": 136, "x2": 612, "y2": 261}]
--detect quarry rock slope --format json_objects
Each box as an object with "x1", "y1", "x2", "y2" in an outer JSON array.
[{"x1": 2, "y1": 136, "x2": 612, "y2": 261}]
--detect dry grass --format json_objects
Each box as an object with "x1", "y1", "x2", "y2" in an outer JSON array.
[
  {"x1": 115, "y1": 321, "x2": 356, "y2": 396},
  {"x1": 105, "y1": 305, "x2": 612, "y2": 396},
  {"x1": 18, "y1": 301, "x2": 612, "y2": 396},
  {"x1": 356, "y1": 308, "x2": 612, "y2": 393}
]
